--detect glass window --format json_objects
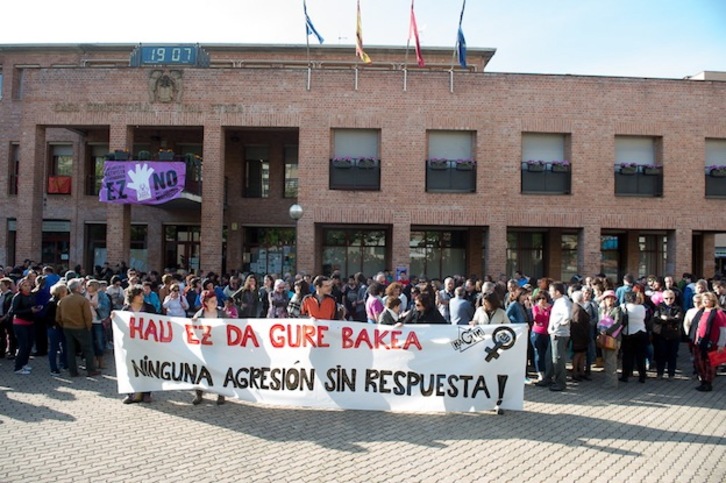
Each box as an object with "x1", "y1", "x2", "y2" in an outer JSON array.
[
  {"x1": 51, "y1": 145, "x2": 73, "y2": 176},
  {"x1": 521, "y1": 133, "x2": 571, "y2": 195},
  {"x1": 409, "y1": 230, "x2": 466, "y2": 280},
  {"x1": 130, "y1": 225, "x2": 149, "y2": 272},
  {"x1": 600, "y1": 235, "x2": 620, "y2": 281},
  {"x1": 426, "y1": 131, "x2": 476, "y2": 193},
  {"x1": 244, "y1": 146, "x2": 269, "y2": 198},
  {"x1": 8, "y1": 143, "x2": 19, "y2": 195},
  {"x1": 614, "y1": 136, "x2": 662, "y2": 196},
  {"x1": 615, "y1": 136, "x2": 656, "y2": 167},
  {"x1": 244, "y1": 227, "x2": 297, "y2": 275},
  {"x1": 87, "y1": 144, "x2": 108, "y2": 196},
  {"x1": 522, "y1": 133, "x2": 566, "y2": 163},
  {"x1": 284, "y1": 145, "x2": 299, "y2": 198},
  {"x1": 638, "y1": 235, "x2": 667, "y2": 278},
  {"x1": 322, "y1": 228, "x2": 387, "y2": 278},
  {"x1": 705, "y1": 138, "x2": 726, "y2": 198},
  {"x1": 331, "y1": 129, "x2": 380, "y2": 191},
  {"x1": 561, "y1": 234, "x2": 578, "y2": 282},
  {"x1": 506, "y1": 232, "x2": 544, "y2": 280}
]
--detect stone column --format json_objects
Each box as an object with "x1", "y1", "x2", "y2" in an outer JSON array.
[
  {"x1": 200, "y1": 125, "x2": 225, "y2": 275},
  {"x1": 106, "y1": 125, "x2": 133, "y2": 267},
  {"x1": 16, "y1": 125, "x2": 46, "y2": 263}
]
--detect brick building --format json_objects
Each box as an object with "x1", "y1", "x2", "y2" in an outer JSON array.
[{"x1": 0, "y1": 43, "x2": 724, "y2": 281}]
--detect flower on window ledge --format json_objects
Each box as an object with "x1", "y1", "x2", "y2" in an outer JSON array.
[
  {"x1": 356, "y1": 157, "x2": 380, "y2": 169},
  {"x1": 524, "y1": 160, "x2": 546, "y2": 172},
  {"x1": 616, "y1": 162, "x2": 639, "y2": 174},
  {"x1": 332, "y1": 156, "x2": 355, "y2": 168},
  {"x1": 706, "y1": 164, "x2": 726, "y2": 177},
  {"x1": 550, "y1": 160, "x2": 571, "y2": 172},
  {"x1": 427, "y1": 158, "x2": 451, "y2": 169}
]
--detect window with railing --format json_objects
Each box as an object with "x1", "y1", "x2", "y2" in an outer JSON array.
[
  {"x1": 426, "y1": 130, "x2": 475, "y2": 193},
  {"x1": 330, "y1": 129, "x2": 380, "y2": 191},
  {"x1": 48, "y1": 144, "x2": 73, "y2": 194},
  {"x1": 244, "y1": 146, "x2": 270, "y2": 198},
  {"x1": 521, "y1": 133, "x2": 571, "y2": 194},
  {"x1": 284, "y1": 145, "x2": 299, "y2": 198},
  {"x1": 614, "y1": 136, "x2": 663, "y2": 197},
  {"x1": 705, "y1": 138, "x2": 726, "y2": 198}
]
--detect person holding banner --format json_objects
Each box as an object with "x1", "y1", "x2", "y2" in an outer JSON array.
[
  {"x1": 470, "y1": 292, "x2": 508, "y2": 326},
  {"x1": 378, "y1": 297, "x2": 402, "y2": 327},
  {"x1": 301, "y1": 276, "x2": 342, "y2": 320},
  {"x1": 191, "y1": 290, "x2": 227, "y2": 405},
  {"x1": 120, "y1": 285, "x2": 157, "y2": 404},
  {"x1": 401, "y1": 291, "x2": 447, "y2": 324}
]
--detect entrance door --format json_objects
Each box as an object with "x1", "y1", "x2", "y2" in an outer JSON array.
[{"x1": 164, "y1": 225, "x2": 201, "y2": 272}]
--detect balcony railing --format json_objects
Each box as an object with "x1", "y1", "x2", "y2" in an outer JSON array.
[
  {"x1": 521, "y1": 162, "x2": 571, "y2": 194},
  {"x1": 705, "y1": 167, "x2": 726, "y2": 198},
  {"x1": 614, "y1": 165, "x2": 663, "y2": 197},
  {"x1": 425, "y1": 160, "x2": 476, "y2": 193},
  {"x1": 330, "y1": 158, "x2": 381, "y2": 191}
]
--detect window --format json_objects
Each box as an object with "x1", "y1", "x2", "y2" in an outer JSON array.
[
  {"x1": 130, "y1": 225, "x2": 149, "y2": 272},
  {"x1": 561, "y1": 234, "x2": 578, "y2": 282},
  {"x1": 12, "y1": 68, "x2": 23, "y2": 100},
  {"x1": 244, "y1": 146, "x2": 269, "y2": 198},
  {"x1": 164, "y1": 225, "x2": 200, "y2": 272},
  {"x1": 322, "y1": 228, "x2": 387, "y2": 278},
  {"x1": 8, "y1": 143, "x2": 19, "y2": 195},
  {"x1": 87, "y1": 144, "x2": 108, "y2": 196},
  {"x1": 638, "y1": 235, "x2": 667, "y2": 278},
  {"x1": 244, "y1": 227, "x2": 297, "y2": 275},
  {"x1": 521, "y1": 133, "x2": 571, "y2": 194},
  {"x1": 85, "y1": 224, "x2": 107, "y2": 271},
  {"x1": 506, "y1": 232, "x2": 544, "y2": 280},
  {"x1": 48, "y1": 144, "x2": 73, "y2": 194},
  {"x1": 409, "y1": 230, "x2": 466, "y2": 280},
  {"x1": 178, "y1": 144, "x2": 203, "y2": 196},
  {"x1": 600, "y1": 235, "x2": 622, "y2": 281},
  {"x1": 41, "y1": 220, "x2": 71, "y2": 266},
  {"x1": 426, "y1": 131, "x2": 475, "y2": 193},
  {"x1": 284, "y1": 145, "x2": 299, "y2": 198},
  {"x1": 705, "y1": 138, "x2": 726, "y2": 198},
  {"x1": 614, "y1": 136, "x2": 662, "y2": 197},
  {"x1": 330, "y1": 129, "x2": 380, "y2": 191}
]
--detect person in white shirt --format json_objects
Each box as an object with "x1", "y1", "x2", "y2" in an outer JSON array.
[
  {"x1": 162, "y1": 283, "x2": 189, "y2": 317},
  {"x1": 619, "y1": 291, "x2": 648, "y2": 383},
  {"x1": 537, "y1": 282, "x2": 572, "y2": 391}
]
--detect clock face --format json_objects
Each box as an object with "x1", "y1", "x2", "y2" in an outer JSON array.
[{"x1": 140, "y1": 45, "x2": 198, "y2": 65}]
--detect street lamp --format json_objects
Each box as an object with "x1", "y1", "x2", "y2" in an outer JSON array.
[
  {"x1": 288, "y1": 203, "x2": 304, "y2": 222},
  {"x1": 289, "y1": 204, "x2": 303, "y2": 273}
]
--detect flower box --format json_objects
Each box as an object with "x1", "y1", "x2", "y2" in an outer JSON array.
[
  {"x1": 455, "y1": 160, "x2": 476, "y2": 171},
  {"x1": 525, "y1": 162, "x2": 546, "y2": 173},
  {"x1": 619, "y1": 165, "x2": 638, "y2": 175},
  {"x1": 708, "y1": 168, "x2": 726, "y2": 178},
  {"x1": 332, "y1": 158, "x2": 353, "y2": 169},
  {"x1": 427, "y1": 159, "x2": 450, "y2": 170},
  {"x1": 643, "y1": 166, "x2": 662, "y2": 176},
  {"x1": 551, "y1": 163, "x2": 571, "y2": 173},
  {"x1": 356, "y1": 158, "x2": 379, "y2": 169}
]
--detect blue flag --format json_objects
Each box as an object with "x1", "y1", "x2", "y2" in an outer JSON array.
[
  {"x1": 304, "y1": 0, "x2": 325, "y2": 44},
  {"x1": 457, "y1": 0, "x2": 467, "y2": 68}
]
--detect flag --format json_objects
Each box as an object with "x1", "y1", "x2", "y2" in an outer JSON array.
[
  {"x1": 356, "y1": 0, "x2": 372, "y2": 63},
  {"x1": 304, "y1": 0, "x2": 324, "y2": 44},
  {"x1": 409, "y1": 0, "x2": 425, "y2": 67},
  {"x1": 457, "y1": 0, "x2": 467, "y2": 68}
]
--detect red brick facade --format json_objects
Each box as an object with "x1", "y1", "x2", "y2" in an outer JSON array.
[{"x1": 0, "y1": 44, "x2": 724, "y2": 279}]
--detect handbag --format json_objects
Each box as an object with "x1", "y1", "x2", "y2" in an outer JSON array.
[
  {"x1": 708, "y1": 349, "x2": 726, "y2": 368},
  {"x1": 597, "y1": 333, "x2": 618, "y2": 350}
]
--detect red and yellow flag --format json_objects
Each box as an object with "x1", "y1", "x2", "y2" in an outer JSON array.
[{"x1": 356, "y1": 0, "x2": 372, "y2": 64}]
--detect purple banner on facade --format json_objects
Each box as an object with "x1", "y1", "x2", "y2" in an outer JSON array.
[{"x1": 99, "y1": 161, "x2": 186, "y2": 205}]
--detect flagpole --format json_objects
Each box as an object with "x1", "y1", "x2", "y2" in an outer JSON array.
[{"x1": 305, "y1": 0, "x2": 312, "y2": 90}]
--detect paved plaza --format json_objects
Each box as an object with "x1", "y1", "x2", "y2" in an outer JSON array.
[{"x1": 1, "y1": 349, "x2": 724, "y2": 483}]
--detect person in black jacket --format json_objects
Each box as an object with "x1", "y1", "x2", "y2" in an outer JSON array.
[
  {"x1": 401, "y1": 290, "x2": 447, "y2": 325},
  {"x1": 651, "y1": 289, "x2": 684, "y2": 380}
]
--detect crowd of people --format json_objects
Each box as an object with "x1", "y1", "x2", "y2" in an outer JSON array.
[{"x1": 2, "y1": 259, "x2": 725, "y2": 404}]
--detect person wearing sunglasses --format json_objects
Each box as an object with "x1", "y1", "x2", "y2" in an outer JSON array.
[
  {"x1": 651, "y1": 289, "x2": 684, "y2": 381},
  {"x1": 162, "y1": 283, "x2": 189, "y2": 318}
]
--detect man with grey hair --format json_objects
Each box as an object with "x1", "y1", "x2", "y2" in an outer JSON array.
[
  {"x1": 436, "y1": 277, "x2": 456, "y2": 322},
  {"x1": 57, "y1": 278, "x2": 99, "y2": 377},
  {"x1": 449, "y1": 286, "x2": 474, "y2": 325}
]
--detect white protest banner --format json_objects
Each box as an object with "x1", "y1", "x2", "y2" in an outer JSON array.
[{"x1": 112, "y1": 312, "x2": 527, "y2": 412}]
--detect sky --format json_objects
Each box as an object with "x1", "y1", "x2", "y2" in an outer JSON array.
[{"x1": 3, "y1": 0, "x2": 726, "y2": 78}]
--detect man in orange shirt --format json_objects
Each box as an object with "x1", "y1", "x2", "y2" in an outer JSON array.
[{"x1": 301, "y1": 276, "x2": 341, "y2": 320}]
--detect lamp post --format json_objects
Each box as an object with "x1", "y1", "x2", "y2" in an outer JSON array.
[{"x1": 289, "y1": 204, "x2": 303, "y2": 273}]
